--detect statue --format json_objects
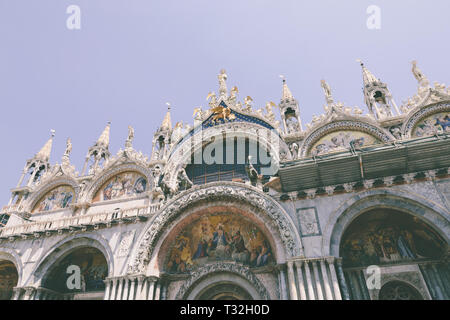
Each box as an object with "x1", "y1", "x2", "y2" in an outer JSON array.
[
  {"x1": 229, "y1": 86, "x2": 238, "y2": 104},
  {"x1": 245, "y1": 156, "x2": 263, "y2": 188},
  {"x1": 320, "y1": 80, "x2": 334, "y2": 105},
  {"x1": 177, "y1": 164, "x2": 193, "y2": 191},
  {"x1": 64, "y1": 138, "x2": 72, "y2": 157},
  {"x1": 206, "y1": 92, "x2": 217, "y2": 108},
  {"x1": 265, "y1": 101, "x2": 276, "y2": 122},
  {"x1": 411, "y1": 60, "x2": 429, "y2": 87},
  {"x1": 125, "y1": 125, "x2": 134, "y2": 149},
  {"x1": 218, "y1": 69, "x2": 228, "y2": 97}
]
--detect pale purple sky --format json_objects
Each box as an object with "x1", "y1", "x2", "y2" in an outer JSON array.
[{"x1": 0, "y1": 0, "x2": 449, "y2": 205}]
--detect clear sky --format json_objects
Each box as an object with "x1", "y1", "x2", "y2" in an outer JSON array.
[{"x1": 0, "y1": 0, "x2": 449, "y2": 205}]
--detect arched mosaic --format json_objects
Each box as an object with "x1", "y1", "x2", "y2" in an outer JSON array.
[
  {"x1": 310, "y1": 130, "x2": 381, "y2": 156},
  {"x1": 32, "y1": 185, "x2": 74, "y2": 213},
  {"x1": 165, "y1": 213, "x2": 274, "y2": 274},
  {"x1": 412, "y1": 111, "x2": 450, "y2": 137},
  {"x1": 92, "y1": 171, "x2": 147, "y2": 202},
  {"x1": 340, "y1": 209, "x2": 447, "y2": 268}
]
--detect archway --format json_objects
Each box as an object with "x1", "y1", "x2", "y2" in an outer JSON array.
[
  {"x1": 196, "y1": 282, "x2": 253, "y2": 300},
  {"x1": 339, "y1": 208, "x2": 448, "y2": 300},
  {"x1": 41, "y1": 247, "x2": 108, "y2": 300},
  {"x1": 378, "y1": 281, "x2": 424, "y2": 300},
  {"x1": 0, "y1": 260, "x2": 18, "y2": 300}
]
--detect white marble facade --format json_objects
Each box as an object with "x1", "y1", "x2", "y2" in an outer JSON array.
[{"x1": 0, "y1": 65, "x2": 449, "y2": 300}]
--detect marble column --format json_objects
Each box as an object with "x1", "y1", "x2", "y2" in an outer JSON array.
[
  {"x1": 128, "y1": 277, "x2": 136, "y2": 300},
  {"x1": 110, "y1": 278, "x2": 118, "y2": 300},
  {"x1": 141, "y1": 278, "x2": 149, "y2": 300},
  {"x1": 327, "y1": 258, "x2": 342, "y2": 300},
  {"x1": 154, "y1": 283, "x2": 161, "y2": 300},
  {"x1": 277, "y1": 265, "x2": 288, "y2": 300},
  {"x1": 136, "y1": 277, "x2": 144, "y2": 300},
  {"x1": 103, "y1": 279, "x2": 112, "y2": 300},
  {"x1": 116, "y1": 278, "x2": 124, "y2": 300},
  {"x1": 161, "y1": 282, "x2": 167, "y2": 300},
  {"x1": 122, "y1": 277, "x2": 129, "y2": 300},
  {"x1": 294, "y1": 260, "x2": 307, "y2": 300},
  {"x1": 430, "y1": 264, "x2": 445, "y2": 300},
  {"x1": 304, "y1": 260, "x2": 315, "y2": 300},
  {"x1": 12, "y1": 287, "x2": 23, "y2": 300},
  {"x1": 336, "y1": 258, "x2": 350, "y2": 300},
  {"x1": 312, "y1": 260, "x2": 324, "y2": 300},
  {"x1": 147, "y1": 279, "x2": 155, "y2": 300},
  {"x1": 286, "y1": 261, "x2": 298, "y2": 300},
  {"x1": 320, "y1": 259, "x2": 333, "y2": 300}
]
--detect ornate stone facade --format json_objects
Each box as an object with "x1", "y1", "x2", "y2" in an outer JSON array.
[{"x1": 0, "y1": 64, "x2": 449, "y2": 300}]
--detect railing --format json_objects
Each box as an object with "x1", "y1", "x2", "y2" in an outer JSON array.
[{"x1": 0, "y1": 203, "x2": 162, "y2": 238}]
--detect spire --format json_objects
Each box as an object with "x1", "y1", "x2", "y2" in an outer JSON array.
[
  {"x1": 281, "y1": 76, "x2": 294, "y2": 101},
  {"x1": 161, "y1": 103, "x2": 172, "y2": 131},
  {"x1": 357, "y1": 59, "x2": 378, "y2": 86},
  {"x1": 96, "y1": 122, "x2": 111, "y2": 148},
  {"x1": 35, "y1": 129, "x2": 55, "y2": 162}
]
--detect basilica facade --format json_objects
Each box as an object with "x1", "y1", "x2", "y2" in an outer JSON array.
[{"x1": 0, "y1": 61, "x2": 449, "y2": 300}]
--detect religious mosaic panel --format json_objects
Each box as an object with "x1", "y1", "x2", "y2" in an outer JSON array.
[
  {"x1": 32, "y1": 185, "x2": 74, "y2": 213},
  {"x1": 412, "y1": 112, "x2": 450, "y2": 137},
  {"x1": 92, "y1": 171, "x2": 147, "y2": 202},
  {"x1": 165, "y1": 213, "x2": 274, "y2": 273},
  {"x1": 341, "y1": 209, "x2": 447, "y2": 268},
  {"x1": 310, "y1": 130, "x2": 381, "y2": 156},
  {"x1": 44, "y1": 247, "x2": 107, "y2": 293}
]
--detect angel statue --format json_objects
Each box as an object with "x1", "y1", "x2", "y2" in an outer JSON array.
[
  {"x1": 206, "y1": 92, "x2": 217, "y2": 108},
  {"x1": 265, "y1": 101, "x2": 277, "y2": 122}
]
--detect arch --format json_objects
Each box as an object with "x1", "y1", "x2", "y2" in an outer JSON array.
[
  {"x1": 158, "y1": 206, "x2": 278, "y2": 274},
  {"x1": 322, "y1": 189, "x2": 450, "y2": 257},
  {"x1": 175, "y1": 262, "x2": 270, "y2": 300},
  {"x1": 0, "y1": 249, "x2": 23, "y2": 287},
  {"x1": 300, "y1": 120, "x2": 393, "y2": 157},
  {"x1": 24, "y1": 176, "x2": 79, "y2": 213},
  {"x1": 378, "y1": 280, "x2": 424, "y2": 300},
  {"x1": 402, "y1": 101, "x2": 450, "y2": 138},
  {"x1": 83, "y1": 162, "x2": 152, "y2": 203},
  {"x1": 128, "y1": 182, "x2": 302, "y2": 274},
  {"x1": 30, "y1": 233, "x2": 114, "y2": 287},
  {"x1": 163, "y1": 121, "x2": 290, "y2": 189}
]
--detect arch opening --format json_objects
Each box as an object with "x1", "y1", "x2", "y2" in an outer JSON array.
[
  {"x1": 196, "y1": 281, "x2": 253, "y2": 300},
  {"x1": 0, "y1": 260, "x2": 18, "y2": 300},
  {"x1": 379, "y1": 281, "x2": 424, "y2": 300},
  {"x1": 42, "y1": 247, "x2": 108, "y2": 299},
  {"x1": 340, "y1": 208, "x2": 447, "y2": 268}
]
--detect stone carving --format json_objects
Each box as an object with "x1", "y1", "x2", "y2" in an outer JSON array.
[
  {"x1": 297, "y1": 208, "x2": 321, "y2": 237},
  {"x1": 117, "y1": 230, "x2": 136, "y2": 258},
  {"x1": 175, "y1": 262, "x2": 270, "y2": 300},
  {"x1": 128, "y1": 183, "x2": 299, "y2": 274}
]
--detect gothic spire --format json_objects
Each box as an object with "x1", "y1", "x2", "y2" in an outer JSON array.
[
  {"x1": 96, "y1": 122, "x2": 111, "y2": 148},
  {"x1": 281, "y1": 77, "x2": 294, "y2": 101},
  {"x1": 35, "y1": 129, "x2": 55, "y2": 162},
  {"x1": 160, "y1": 103, "x2": 172, "y2": 131},
  {"x1": 357, "y1": 59, "x2": 378, "y2": 86}
]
